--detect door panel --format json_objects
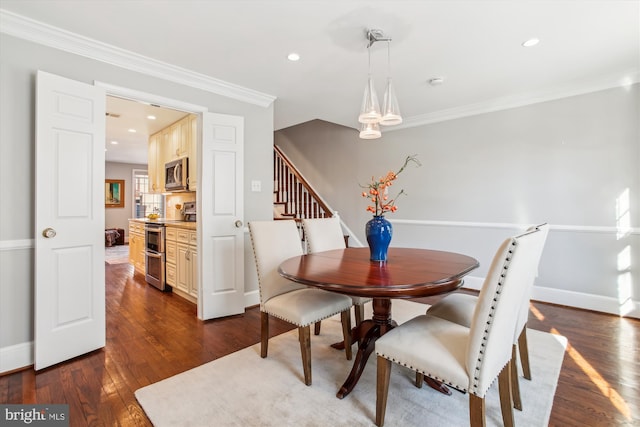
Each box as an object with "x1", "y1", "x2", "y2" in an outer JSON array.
[
  {"x1": 35, "y1": 71, "x2": 106, "y2": 370},
  {"x1": 198, "y1": 113, "x2": 244, "y2": 320}
]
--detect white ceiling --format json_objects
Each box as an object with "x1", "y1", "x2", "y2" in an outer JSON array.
[
  {"x1": 1, "y1": 1, "x2": 638, "y2": 164},
  {"x1": 104, "y1": 96, "x2": 188, "y2": 164}
]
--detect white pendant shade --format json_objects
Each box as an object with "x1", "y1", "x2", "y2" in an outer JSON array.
[
  {"x1": 357, "y1": 29, "x2": 402, "y2": 140},
  {"x1": 380, "y1": 77, "x2": 402, "y2": 126},
  {"x1": 359, "y1": 122, "x2": 381, "y2": 139},
  {"x1": 358, "y1": 76, "x2": 381, "y2": 124}
]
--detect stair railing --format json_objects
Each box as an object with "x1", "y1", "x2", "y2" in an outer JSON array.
[{"x1": 274, "y1": 145, "x2": 333, "y2": 220}]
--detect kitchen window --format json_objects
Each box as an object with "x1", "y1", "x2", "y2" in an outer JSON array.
[{"x1": 133, "y1": 169, "x2": 164, "y2": 218}]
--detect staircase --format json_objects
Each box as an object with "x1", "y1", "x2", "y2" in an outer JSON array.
[{"x1": 273, "y1": 145, "x2": 333, "y2": 222}]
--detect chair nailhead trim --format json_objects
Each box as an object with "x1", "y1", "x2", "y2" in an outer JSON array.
[
  {"x1": 376, "y1": 353, "x2": 468, "y2": 393},
  {"x1": 470, "y1": 238, "x2": 518, "y2": 395}
]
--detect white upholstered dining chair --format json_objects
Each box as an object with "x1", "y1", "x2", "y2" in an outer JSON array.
[
  {"x1": 374, "y1": 228, "x2": 545, "y2": 427},
  {"x1": 302, "y1": 217, "x2": 371, "y2": 327},
  {"x1": 426, "y1": 223, "x2": 549, "y2": 410},
  {"x1": 248, "y1": 220, "x2": 353, "y2": 386}
]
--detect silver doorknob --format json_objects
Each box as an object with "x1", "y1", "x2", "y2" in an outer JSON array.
[
  {"x1": 234, "y1": 220, "x2": 243, "y2": 228},
  {"x1": 42, "y1": 227, "x2": 57, "y2": 238}
]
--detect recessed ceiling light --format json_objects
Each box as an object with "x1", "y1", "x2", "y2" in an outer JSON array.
[
  {"x1": 287, "y1": 52, "x2": 300, "y2": 61},
  {"x1": 110, "y1": 140, "x2": 118, "y2": 145},
  {"x1": 522, "y1": 38, "x2": 540, "y2": 47},
  {"x1": 128, "y1": 129, "x2": 136, "y2": 133},
  {"x1": 428, "y1": 77, "x2": 444, "y2": 86},
  {"x1": 147, "y1": 115, "x2": 156, "y2": 120}
]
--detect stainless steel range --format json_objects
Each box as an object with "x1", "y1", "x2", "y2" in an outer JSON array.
[{"x1": 145, "y1": 223, "x2": 168, "y2": 291}]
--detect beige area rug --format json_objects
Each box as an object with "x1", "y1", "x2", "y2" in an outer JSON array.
[
  {"x1": 105, "y1": 244, "x2": 130, "y2": 265},
  {"x1": 135, "y1": 300, "x2": 567, "y2": 426}
]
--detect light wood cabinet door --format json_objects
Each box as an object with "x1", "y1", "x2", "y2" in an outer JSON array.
[
  {"x1": 176, "y1": 240, "x2": 197, "y2": 298},
  {"x1": 166, "y1": 116, "x2": 190, "y2": 161},
  {"x1": 164, "y1": 227, "x2": 177, "y2": 286},
  {"x1": 176, "y1": 243, "x2": 190, "y2": 293},
  {"x1": 188, "y1": 246, "x2": 198, "y2": 298},
  {"x1": 128, "y1": 221, "x2": 145, "y2": 275},
  {"x1": 178, "y1": 117, "x2": 190, "y2": 159},
  {"x1": 188, "y1": 114, "x2": 197, "y2": 190},
  {"x1": 148, "y1": 133, "x2": 163, "y2": 193}
]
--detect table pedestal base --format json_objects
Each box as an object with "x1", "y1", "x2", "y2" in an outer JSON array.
[{"x1": 335, "y1": 299, "x2": 451, "y2": 399}]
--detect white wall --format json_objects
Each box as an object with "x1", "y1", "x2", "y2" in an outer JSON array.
[
  {"x1": 0, "y1": 34, "x2": 273, "y2": 371},
  {"x1": 275, "y1": 85, "x2": 640, "y2": 318}
]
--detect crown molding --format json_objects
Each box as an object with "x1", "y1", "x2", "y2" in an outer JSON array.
[
  {"x1": 0, "y1": 9, "x2": 276, "y2": 108},
  {"x1": 390, "y1": 71, "x2": 640, "y2": 132}
]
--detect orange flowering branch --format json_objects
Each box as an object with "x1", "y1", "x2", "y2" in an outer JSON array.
[{"x1": 360, "y1": 155, "x2": 420, "y2": 216}]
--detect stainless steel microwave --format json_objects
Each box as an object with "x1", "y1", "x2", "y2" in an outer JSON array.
[{"x1": 165, "y1": 157, "x2": 189, "y2": 191}]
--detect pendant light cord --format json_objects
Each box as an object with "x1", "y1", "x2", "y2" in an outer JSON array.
[{"x1": 368, "y1": 42, "x2": 372, "y2": 77}]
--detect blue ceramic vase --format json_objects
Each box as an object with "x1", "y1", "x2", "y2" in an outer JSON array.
[{"x1": 365, "y1": 215, "x2": 393, "y2": 262}]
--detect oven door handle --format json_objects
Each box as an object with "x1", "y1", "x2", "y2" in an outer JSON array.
[{"x1": 145, "y1": 251, "x2": 163, "y2": 258}]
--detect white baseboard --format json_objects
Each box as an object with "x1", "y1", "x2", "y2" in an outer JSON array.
[
  {"x1": 462, "y1": 276, "x2": 639, "y2": 318},
  {"x1": 244, "y1": 289, "x2": 260, "y2": 308},
  {"x1": 0, "y1": 341, "x2": 33, "y2": 374}
]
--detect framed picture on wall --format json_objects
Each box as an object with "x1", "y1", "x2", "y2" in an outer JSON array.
[{"x1": 105, "y1": 179, "x2": 125, "y2": 208}]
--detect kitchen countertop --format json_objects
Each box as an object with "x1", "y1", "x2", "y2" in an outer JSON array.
[{"x1": 129, "y1": 218, "x2": 197, "y2": 230}]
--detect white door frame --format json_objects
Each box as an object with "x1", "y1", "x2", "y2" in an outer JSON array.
[{"x1": 95, "y1": 82, "x2": 247, "y2": 319}]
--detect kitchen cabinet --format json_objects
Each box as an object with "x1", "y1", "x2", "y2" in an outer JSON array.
[
  {"x1": 167, "y1": 117, "x2": 190, "y2": 161},
  {"x1": 188, "y1": 114, "x2": 197, "y2": 190},
  {"x1": 147, "y1": 114, "x2": 196, "y2": 193},
  {"x1": 166, "y1": 226, "x2": 197, "y2": 303},
  {"x1": 165, "y1": 227, "x2": 177, "y2": 287},
  {"x1": 128, "y1": 220, "x2": 146, "y2": 275},
  {"x1": 147, "y1": 132, "x2": 163, "y2": 193}
]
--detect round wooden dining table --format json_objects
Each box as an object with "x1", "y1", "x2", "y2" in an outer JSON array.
[{"x1": 278, "y1": 247, "x2": 479, "y2": 399}]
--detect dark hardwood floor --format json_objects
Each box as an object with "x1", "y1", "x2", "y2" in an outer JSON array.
[{"x1": 1, "y1": 261, "x2": 638, "y2": 426}]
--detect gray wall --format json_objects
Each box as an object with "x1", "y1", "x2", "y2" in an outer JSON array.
[
  {"x1": 105, "y1": 162, "x2": 145, "y2": 239},
  {"x1": 0, "y1": 34, "x2": 273, "y2": 366},
  {"x1": 275, "y1": 85, "x2": 640, "y2": 317}
]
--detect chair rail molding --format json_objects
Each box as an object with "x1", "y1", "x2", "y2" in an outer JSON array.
[
  {"x1": 0, "y1": 239, "x2": 34, "y2": 251},
  {"x1": 389, "y1": 219, "x2": 640, "y2": 235}
]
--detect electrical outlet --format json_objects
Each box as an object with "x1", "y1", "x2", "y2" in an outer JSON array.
[{"x1": 251, "y1": 180, "x2": 262, "y2": 192}]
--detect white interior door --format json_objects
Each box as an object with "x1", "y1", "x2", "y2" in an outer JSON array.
[
  {"x1": 198, "y1": 112, "x2": 245, "y2": 320},
  {"x1": 35, "y1": 71, "x2": 106, "y2": 370}
]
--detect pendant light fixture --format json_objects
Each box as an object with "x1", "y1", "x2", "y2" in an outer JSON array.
[
  {"x1": 359, "y1": 121, "x2": 382, "y2": 139},
  {"x1": 358, "y1": 29, "x2": 402, "y2": 139},
  {"x1": 380, "y1": 40, "x2": 402, "y2": 126},
  {"x1": 358, "y1": 38, "x2": 381, "y2": 125}
]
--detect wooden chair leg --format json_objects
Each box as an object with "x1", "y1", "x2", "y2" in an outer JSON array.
[
  {"x1": 376, "y1": 356, "x2": 392, "y2": 427},
  {"x1": 340, "y1": 310, "x2": 352, "y2": 360},
  {"x1": 498, "y1": 361, "x2": 515, "y2": 427},
  {"x1": 469, "y1": 394, "x2": 486, "y2": 427},
  {"x1": 314, "y1": 321, "x2": 321, "y2": 335},
  {"x1": 518, "y1": 327, "x2": 532, "y2": 380},
  {"x1": 260, "y1": 311, "x2": 269, "y2": 358},
  {"x1": 354, "y1": 304, "x2": 364, "y2": 327},
  {"x1": 299, "y1": 325, "x2": 312, "y2": 386},
  {"x1": 511, "y1": 345, "x2": 522, "y2": 410},
  {"x1": 415, "y1": 372, "x2": 424, "y2": 388}
]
